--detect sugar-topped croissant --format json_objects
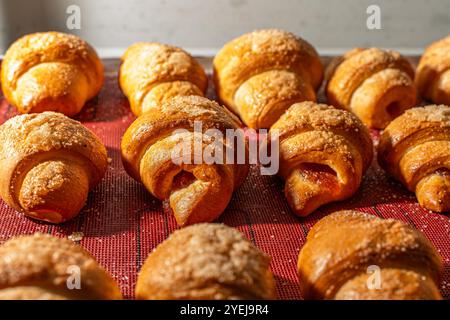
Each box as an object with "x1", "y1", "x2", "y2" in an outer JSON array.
[
  {"x1": 0, "y1": 233, "x2": 122, "y2": 299},
  {"x1": 416, "y1": 35, "x2": 450, "y2": 105},
  {"x1": 213, "y1": 29, "x2": 324, "y2": 129},
  {"x1": 121, "y1": 96, "x2": 249, "y2": 226},
  {"x1": 0, "y1": 112, "x2": 108, "y2": 223},
  {"x1": 378, "y1": 105, "x2": 450, "y2": 212},
  {"x1": 119, "y1": 42, "x2": 207, "y2": 116},
  {"x1": 269, "y1": 102, "x2": 373, "y2": 216},
  {"x1": 0, "y1": 32, "x2": 103, "y2": 116},
  {"x1": 298, "y1": 210, "x2": 443, "y2": 300},
  {"x1": 326, "y1": 48, "x2": 416, "y2": 129},
  {"x1": 136, "y1": 223, "x2": 276, "y2": 299}
]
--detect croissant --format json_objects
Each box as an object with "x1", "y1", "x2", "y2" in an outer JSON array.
[
  {"x1": 119, "y1": 42, "x2": 207, "y2": 116},
  {"x1": 121, "y1": 96, "x2": 249, "y2": 226},
  {"x1": 268, "y1": 101, "x2": 373, "y2": 216},
  {"x1": 298, "y1": 210, "x2": 443, "y2": 300},
  {"x1": 0, "y1": 32, "x2": 104, "y2": 116},
  {"x1": 136, "y1": 223, "x2": 276, "y2": 299},
  {"x1": 326, "y1": 48, "x2": 417, "y2": 129},
  {"x1": 416, "y1": 36, "x2": 450, "y2": 105},
  {"x1": 213, "y1": 29, "x2": 324, "y2": 129},
  {"x1": 0, "y1": 112, "x2": 108, "y2": 223},
  {"x1": 378, "y1": 105, "x2": 450, "y2": 212},
  {"x1": 0, "y1": 233, "x2": 122, "y2": 299}
]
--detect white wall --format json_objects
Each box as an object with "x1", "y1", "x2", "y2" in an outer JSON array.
[{"x1": 1, "y1": 0, "x2": 449, "y2": 56}]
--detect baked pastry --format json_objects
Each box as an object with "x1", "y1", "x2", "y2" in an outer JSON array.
[
  {"x1": 0, "y1": 32, "x2": 103, "y2": 116},
  {"x1": 378, "y1": 105, "x2": 450, "y2": 212},
  {"x1": 416, "y1": 35, "x2": 450, "y2": 105},
  {"x1": 0, "y1": 233, "x2": 122, "y2": 299},
  {"x1": 121, "y1": 96, "x2": 249, "y2": 226},
  {"x1": 326, "y1": 48, "x2": 416, "y2": 128},
  {"x1": 298, "y1": 210, "x2": 443, "y2": 300},
  {"x1": 136, "y1": 223, "x2": 276, "y2": 299},
  {"x1": 0, "y1": 112, "x2": 108, "y2": 223},
  {"x1": 119, "y1": 42, "x2": 207, "y2": 116},
  {"x1": 268, "y1": 101, "x2": 373, "y2": 216},
  {"x1": 213, "y1": 29, "x2": 323, "y2": 129}
]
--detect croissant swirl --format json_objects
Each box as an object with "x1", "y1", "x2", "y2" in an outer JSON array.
[
  {"x1": 136, "y1": 223, "x2": 276, "y2": 299},
  {"x1": 0, "y1": 32, "x2": 104, "y2": 116},
  {"x1": 121, "y1": 96, "x2": 249, "y2": 226},
  {"x1": 0, "y1": 233, "x2": 122, "y2": 300},
  {"x1": 326, "y1": 48, "x2": 416, "y2": 129},
  {"x1": 298, "y1": 210, "x2": 443, "y2": 300},
  {"x1": 416, "y1": 35, "x2": 450, "y2": 105},
  {"x1": 119, "y1": 42, "x2": 207, "y2": 116},
  {"x1": 378, "y1": 105, "x2": 450, "y2": 212},
  {"x1": 213, "y1": 29, "x2": 323, "y2": 129},
  {"x1": 269, "y1": 102, "x2": 373, "y2": 216},
  {"x1": 0, "y1": 112, "x2": 108, "y2": 223}
]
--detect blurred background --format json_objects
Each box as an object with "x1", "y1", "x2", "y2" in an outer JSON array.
[{"x1": 0, "y1": 0, "x2": 449, "y2": 56}]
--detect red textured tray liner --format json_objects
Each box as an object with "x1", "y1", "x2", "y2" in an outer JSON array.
[{"x1": 0, "y1": 58, "x2": 448, "y2": 300}]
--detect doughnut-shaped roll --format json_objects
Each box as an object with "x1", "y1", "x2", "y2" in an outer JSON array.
[
  {"x1": 0, "y1": 32, "x2": 103, "y2": 116},
  {"x1": 0, "y1": 112, "x2": 108, "y2": 223},
  {"x1": 136, "y1": 223, "x2": 276, "y2": 299},
  {"x1": 119, "y1": 42, "x2": 207, "y2": 116},
  {"x1": 121, "y1": 96, "x2": 249, "y2": 226},
  {"x1": 416, "y1": 36, "x2": 450, "y2": 105},
  {"x1": 213, "y1": 29, "x2": 323, "y2": 129},
  {"x1": 0, "y1": 233, "x2": 122, "y2": 300},
  {"x1": 378, "y1": 105, "x2": 450, "y2": 212},
  {"x1": 326, "y1": 48, "x2": 416, "y2": 129},
  {"x1": 298, "y1": 210, "x2": 443, "y2": 300},
  {"x1": 269, "y1": 102, "x2": 373, "y2": 217}
]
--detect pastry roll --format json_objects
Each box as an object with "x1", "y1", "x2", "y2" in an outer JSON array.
[
  {"x1": 119, "y1": 42, "x2": 207, "y2": 116},
  {"x1": 416, "y1": 35, "x2": 450, "y2": 105},
  {"x1": 298, "y1": 210, "x2": 443, "y2": 300},
  {"x1": 268, "y1": 101, "x2": 373, "y2": 216},
  {"x1": 0, "y1": 112, "x2": 108, "y2": 223},
  {"x1": 378, "y1": 105, "x2": 450, "y2": 212},
  {"x1": 0, "y1": 32, "x2": 103, "y2": 116},
  {"x1": 0, "y1": 233, "x2": 122, "y2": 300},
  {"x1": 326, "y1": 48, "x2": 417, "y2": 128},
  {"x1": 121, "y1": 96, "x2": 249, "y2": 226},
  {"x1": 213, "y1": 29, "x2": 323, "y2": 129},
  {"x1": 136, "y1": 223, "x2": 276, "y2": 299}
]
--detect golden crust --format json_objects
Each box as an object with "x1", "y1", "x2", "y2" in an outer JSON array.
[
  {"x1": 0, "y1": 32, "x2": 104, "y2": 116},
  {"x1": 269, "y1": 102, "x2": 373, "y2": 216},
  {"x1": 136, "y1": 223, "x2": 276, "y2": 300},
  {"x1": 213, "y1": 29, "x2": 323, "y2": 129},
  {"x1": 119, "y1": 42, "x2": 207, "y2": 116},
  {"x1": 0, "y1": 233, "x2": 122, "y2": 300},
  {"x1": 121, "y1": 96, "x2": 249, "y2": 226},
  {"x1": 297, "y1": 210, "x2": 443, "y2": 300},
  {"x1": 326, "y1": 48, "x2": 416, "y2": 129},
  {"x1": 0, "y1": 112, "x2": 108, "y2": 223},
  {"x1": 378, "y1": 105, "x2": 450, "y2": 212},
  {"x1": 416, "y1": 35, "x2": 450, "y2": 105}
]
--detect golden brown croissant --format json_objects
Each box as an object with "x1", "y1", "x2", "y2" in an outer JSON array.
[
  {"x1": 0, "y1": 32, "x2": 104, "y2": 116},
  {"x1": 298, "y1": 210, "x2": 443, "y2": 300},
  {"x1": 121, "y1": 96, "x2": 249, "y2": 226},
  {"x1": 213, "y1": 29, "x2": 324, "y2": 129},
  {"x1": 136, "y1": 223, "x2": 276, "y2": 299},
  {"x1": 0, "y1": 233, "x2": 122, "y2": 300},
  {"x1": 416, "y1": 36, "x2": 450, "y2": 105},
  {"x1": 119, "y1": 42, "x2": 207, "y2": 116},
  {"x1": 268, "y1": 101, "x2": 373, "y2": 216},
  {"x1": 326, "y1": 48, "x2": 417, "y2": 129},
  {"x1": 378, "y1": 105, "x2": 450, "y2": 212},
  {"x1": 0, "y1": 112, "x2": 108, "y2": 223}
]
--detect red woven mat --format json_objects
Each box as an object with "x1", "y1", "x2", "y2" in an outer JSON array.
[{"x1": 0, "y1": 58, "x2": 448, "y2": 300}]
